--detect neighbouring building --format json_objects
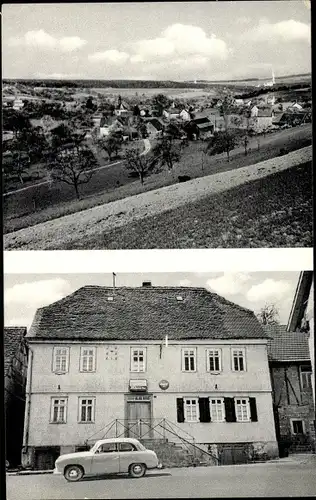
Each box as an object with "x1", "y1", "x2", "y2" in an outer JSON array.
[
  {"x1": 144, "y1": 118, "x2": 164, "y2": 137},
  {"x1": 22, "y1": 284, "x2": 279, "y2": 469},
  {"x1": 4, "y1": 327, "x2": 28, "y2": 468},
  {"x1": 287, "y1": 272, "x2": 314, "y2": 405},
  {"x1": 264, "y1": 324, "x2": 315, "y2": 456}
]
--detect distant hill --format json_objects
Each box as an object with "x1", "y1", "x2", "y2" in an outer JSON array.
[{"x1": 2, "y1": 79, "x2": 208, "y2": 89}]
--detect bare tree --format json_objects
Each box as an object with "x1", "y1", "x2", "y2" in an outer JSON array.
[
  {"x1": 124, "y1": 146, "x2": 158, "y2": 184},
  {"x1": 152, "y1": 135, "x2": 182, "y2": 173},
  {"x1": 256, "y1": 303, "x2": 280, "y2": 325},
  {"x1": 48, "y1": 143, "x2": 97, "y2": 199},
  {"x1": 97, "y1": 132, "x2": 123, "y2": 162}
]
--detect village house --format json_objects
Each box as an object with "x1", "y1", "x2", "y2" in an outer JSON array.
[
  {"x1": 144, "y1": 118, "x2": 164, "y2": 137},
  {"x1": 179, "y1": 109, "x2": 191, "y2": 121},
  {"x1": 114, "y1": 97, "x2": 132, "y2": 117},
  {"x1": 22, "y1": 284, "x2": 278, "y2": 470},
  {"x1": 4, "y1": 327, "x2": 28, "y2": 468},
  {"x1": 264, "y1": 324, "x2": 315, "y2": 456},
  {"x1": 287, "y1": 272, "x2": 314, "y2": 404}
]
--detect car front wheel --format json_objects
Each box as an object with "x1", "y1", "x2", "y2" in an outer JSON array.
[
  {"x1": 64, "y1": 465, "x2": 84, "y2": 482},
  {"x1": 129, "y1": 463, "x2": 146, "y2": 478}
]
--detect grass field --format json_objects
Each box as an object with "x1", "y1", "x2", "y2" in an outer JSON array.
[
  {"x1": 3, "y1": 125, "x2": 312, "y2": 234},
  {"x1": 71, "y1": 161, "x2": 312, "y2": 249}
]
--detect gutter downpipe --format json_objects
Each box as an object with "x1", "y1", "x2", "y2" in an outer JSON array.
[{"x1": 22, "y1": 347, "x2": 33, "y2": 455}]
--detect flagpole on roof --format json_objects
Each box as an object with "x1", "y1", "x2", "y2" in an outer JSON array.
[{"x1": 113, "y1": 272, "x2": 116, "y2": 294}]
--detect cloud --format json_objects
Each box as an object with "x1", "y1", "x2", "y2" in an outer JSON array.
[
  {"x1": 246, "y1": 279, "x2": 292, "y2": 303},
  {"x1": 59, "y1": 36, "x2": 87, "y2": 52},
  {"x1": 8, "y1": 30, "x2": 87, "y2": 52},
  {"x1": 35, "y1": 72, "x2": 82, "y2": 79},
  {"x1": 245, "y1": 19, "x2": 311, "y2": 43},
  {"x1": 5, "y1": 278, "x2": 72, "y2": 308},
  {"x1": 206, "y1": 273, "x2": 251, "y2": 296},
  {"x1": 88, "y1": 49, "x2": 130, "y2": 63},
  {"x1": 131, "y1": 23, "x2": 228, "y2": 63}
]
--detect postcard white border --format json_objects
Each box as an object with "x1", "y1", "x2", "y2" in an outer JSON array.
[{"x1": 3, "y1": 249, "x2": 313, "y2": 274}]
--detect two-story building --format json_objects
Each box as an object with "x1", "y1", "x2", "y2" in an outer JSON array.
[
  {"x1": 264, "y1": 324, "x2": 315, "y2": 456},
  {"x1": 22, "y1": 284, "x2": 278, "y2": 469},
  {"x1": 4, "y1": 326, "x2": 28, "y2": 468}
]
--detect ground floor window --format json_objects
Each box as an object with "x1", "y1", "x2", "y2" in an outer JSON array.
[
  {"x1": 51, "y1": 398, "x2": 67, "y2": 423},
  {"x1": 210, "y1": 398, "x2": 225, "y2": 422},
  {"x1": 79, "y1": 397, "x2": 95, "y2": 423},
  {"x1": 184, "y1": 398, "x2": 199, "y2": 422},
  {"x1": 235, "y1": 398, "x2": 250, "y2": 422},
  {"x1": 291, "y1": 419, "x2": 305, "y2": 435}
]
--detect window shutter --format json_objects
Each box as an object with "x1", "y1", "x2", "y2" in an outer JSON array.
[
  {"x1": 224, "y1": 398, "x2": 236, "y2": 422},
  {"x1": 199, "y1": 398, "x2": 211, "y2": 422},
  {"x1": 249, "y1": 398, "x2": 258, "y2": 422},
  {"x1": 176, "y1": 398, "x2": 185, "y2": 423}
]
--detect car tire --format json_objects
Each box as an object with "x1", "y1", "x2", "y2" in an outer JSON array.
[
  {"x1": 64, "y1": 465, "x2": 84, "y2": 482},
  {"x1": 129, "y1": 463, "x2": 146, "y2": 478}
]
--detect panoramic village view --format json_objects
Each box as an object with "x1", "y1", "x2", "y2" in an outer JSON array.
[{"x1": 2, "y1": 1, "x2": 313, "y2": 250}]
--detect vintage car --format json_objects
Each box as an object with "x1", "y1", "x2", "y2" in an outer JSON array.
[{"x1": 54, "y1": 438, "x2": 161, "y2": 482}]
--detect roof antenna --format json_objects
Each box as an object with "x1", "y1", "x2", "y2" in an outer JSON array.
[{"x1": 112, "y1": 272, "x2": 116, "y2": 294}]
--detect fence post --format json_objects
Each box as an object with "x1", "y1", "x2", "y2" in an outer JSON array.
[{"x1": 115, "y1": 420, "x2": 118, "y2": 438}]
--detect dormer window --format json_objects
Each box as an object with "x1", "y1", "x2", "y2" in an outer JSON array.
[
  {"x1": 176, "y1": 296, "x2": 183, "y2": 301},
  {"x1": 107, "y1": 296, "x2": 114, "y2": 301}
]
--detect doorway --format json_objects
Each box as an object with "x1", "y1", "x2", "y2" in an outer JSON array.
[{"x1": 126, "y1": 397, "x2": 152, "y2": 439}]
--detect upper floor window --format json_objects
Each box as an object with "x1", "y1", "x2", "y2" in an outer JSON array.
[
  {"x1": 235, "y1": 398, "x2": 250, "y2": 422},
  {"x1": 183, "y1": 398, "x2": 199, "y2": 422},
  {"x1": 78, "y1": 397, "x2": 95, "y2": 423},
  {"x1": 232, "y1": 348, "x2": 246, "y2": 372},
  {"x1": 207, "y1": 349, "x2": 222, "y2": 372},
  {"x1": 130, "y1": 348, "x2": 146, "y2": 372},
  {"x1": 80, "y1": 347, "x2": 96, "y2": 372},
  {"x1": 300, "y1": 365, "x2": 312, "y2": 389},
  {"x1": 210, "y1": 398, "x2": 225, "y2": 422},
  {"x1": 182, "y1": 348, "x2": 197, "y2": 372},
  {"x1": 53, "y1": 347, "x2": 69, "y2": 374},
  {"x1": 51, "y1": 397, "x2": 67, "y2": 423}
]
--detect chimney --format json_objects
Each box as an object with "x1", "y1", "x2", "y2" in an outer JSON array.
[{"x1": 142, "y1": 281, "x2": 152, "y2": 287}]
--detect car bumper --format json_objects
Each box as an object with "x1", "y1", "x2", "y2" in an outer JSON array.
[{"x1": 53, "y1": 468, "x2": 62, "y2": 475}]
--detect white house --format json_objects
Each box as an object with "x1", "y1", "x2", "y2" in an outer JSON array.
[
  {"x1": 21, "y1": 284, "x2": 278, "y2": 470},
  {"x1": 179, "y1": 109, "x2": 191, "y2": 121}
]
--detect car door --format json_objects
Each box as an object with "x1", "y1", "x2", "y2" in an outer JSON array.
[
  {"x1": 90, "y1": 442, "x2": 120, "y2": 475},
  {"x1": 118, "y1": 442, "x2": 139, "y2": 473}
]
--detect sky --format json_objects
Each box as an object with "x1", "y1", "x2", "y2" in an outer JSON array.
[
  {"x1": 2, "y1": 1, "x2": 311, "y2": 81},
  {"x1": 4, "y1": 271, "x2": 300, "y2": 330}
]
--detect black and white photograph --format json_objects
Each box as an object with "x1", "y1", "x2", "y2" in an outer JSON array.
[
  {"x1": 2, "y1": 1, "x2": 312, "y2": 250},
  {"x1": 2, "y1": 1, "x2": 314, "y2": 499},
  {"x1": 4, "y1": 271, "x2": 315, "y2": 498}
]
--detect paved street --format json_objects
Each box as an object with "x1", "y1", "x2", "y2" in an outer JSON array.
[{"x1": 6, "y1": 460, "x2": 316, "y2": 499}]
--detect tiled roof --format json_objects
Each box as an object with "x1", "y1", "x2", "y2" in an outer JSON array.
[
  {"x1": 192, "y1": 117, "x2": 211, "y2": 125},
  {"x1": 263, "y1": 324, "x2": 310, "y2": 362},
  {"x1": 27, "y1": 286, "x2": 267, "y2": 341},
  {"x1": 146, "y1": 118, "x2": 164, "y2": 131},
  {"x1": 4, "y1": 327, "x2": 27, "y2": 375},
  {"x1": 257, "y1": 109, "x2": 272, "y2": 117}
]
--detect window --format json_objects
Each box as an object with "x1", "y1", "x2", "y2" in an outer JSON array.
[
  {"x1": 51, "y1": 398, "x2": 67, "y2": 423},
  {"x1": 184, "y1": 398, "x2": 199, "y2": 422},
  {"x1": 291, "y1": 419, "x2": 305, "y2": 435},
  {"x1": 97, "y1": 443, "x2": 117, "y2": 453},
  {"x1": 119, "y1": 442, "x2": 137, "y2": 452},
  {"x1": 300, "y1": 366, "x2": 312, "y2": 389},
  {"x1": 80, "y1": 347, "x2": 96, "y2": 372},
  {"x1": 79, "y1": 397, "x2": 95, "y2": 423},
  {"x1": 130, "y1": 348, "x2": 146, "y2": 372},
  {"x1": 232, "y1": 348, "x2": 246, "y2": 372},
  {"x1": 182, "y1": 349, "x2": 196, "y2": 372},
  {"x1": 210, "y1": 398, "x2": 225, "y2": 422},
  {"x1": 53, "y1": 347, "x2": 69, "y2": 373},
  {"x1": 207, "y1": 349, "x2": 222, "y2": 372},
  {"x1": 235, "y1": 398, "x2": 250, "y2": 422}
]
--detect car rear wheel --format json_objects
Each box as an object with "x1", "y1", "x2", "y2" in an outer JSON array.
[
  {"x1": 129, "y1": 463, "x2": 146, "y2": 478},
  {"x1": 64, "y1": 465, "x2": 84, "y2": 482}
]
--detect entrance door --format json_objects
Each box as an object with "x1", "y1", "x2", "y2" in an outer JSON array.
[{"x1": 127, "y1": 401, "x2": 151, "y2": 439}]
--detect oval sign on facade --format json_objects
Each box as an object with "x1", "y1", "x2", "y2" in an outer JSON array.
[{"x1": 159, "y1": 380, "x2": 169, "y2": 390}]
